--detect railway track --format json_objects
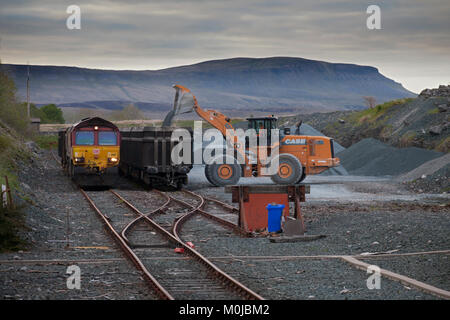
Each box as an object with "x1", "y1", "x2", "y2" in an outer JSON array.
[
  {"x1": 49, "y1": 151, "x2": 449, "y2": 300},
  {"x1": 80, "y1": 188, "x2": 264, "y2": 300},
  {"x1": 51, "y1": 150, "x2": 262, "y2": 299}
]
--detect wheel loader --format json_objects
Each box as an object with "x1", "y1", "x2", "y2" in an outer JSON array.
[{"x1": 163, "y1": 85, "x2": 340, "y2": 186}]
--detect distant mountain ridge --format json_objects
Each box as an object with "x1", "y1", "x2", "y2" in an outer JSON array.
[{"x1": 1, "y1": 57, "x2": 415, "y2": 115}]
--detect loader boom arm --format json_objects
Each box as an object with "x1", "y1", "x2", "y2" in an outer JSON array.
[{"x1": 170, "y1": 84, "x2": 248, "y2": 163}]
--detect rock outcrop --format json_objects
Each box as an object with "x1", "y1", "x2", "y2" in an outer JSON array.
[{"x1": 419, "y1": 85, "x2": 450, "y2": 98}]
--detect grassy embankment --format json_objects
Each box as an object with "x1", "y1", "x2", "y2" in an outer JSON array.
[{"x1": 322, "y1": 97, "x2": 449, "y2": 152}]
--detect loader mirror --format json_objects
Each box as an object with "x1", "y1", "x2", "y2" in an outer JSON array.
[{"x1": 283, "y1": 127, "x2": 291, "y2": 135}]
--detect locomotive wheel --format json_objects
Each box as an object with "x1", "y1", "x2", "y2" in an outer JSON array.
[
  {"x1": 205, "y1": 157, "x2": 241, "y2": 187},
  {"x1": 270, "y1": 153, "x2": 302, "y2": 185}
]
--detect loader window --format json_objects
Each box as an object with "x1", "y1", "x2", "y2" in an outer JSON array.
[
  {"x1": 249, "y1": 120, "x2": 265, "y2": 134},
  {"x1": 75, "y1": 131, "x2": 94, "y2": 145},
  {"x1": 99, "y1": 131, "x2": 117, "y2": 145}
]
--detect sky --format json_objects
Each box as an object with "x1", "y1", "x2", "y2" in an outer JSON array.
[{"x1": 0, "y1": 0, "x2": 449, "y2": 93}]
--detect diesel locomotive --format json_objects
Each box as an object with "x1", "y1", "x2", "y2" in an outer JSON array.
[{"x1": 58, "y1": 117, "x2": 121, "y2": 186}]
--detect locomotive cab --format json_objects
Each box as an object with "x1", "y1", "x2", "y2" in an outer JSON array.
[{"x1": 59, "y1": 117, "x2": 121, "y2": 177}]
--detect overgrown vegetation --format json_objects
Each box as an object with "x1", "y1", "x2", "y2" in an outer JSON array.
[
  {"x1": 353, "y1": 98, "x2": 414, "y2": 125},
  {"x1": 0, "y1": 132, "x2": 31, "y2": 252},
  {"x1": 319, "y1": 96, "x2": 450, "y2": 151},
  {"x1": 0, "y1": 62, "x2": 35, "y2": 251},
  {"x1": 34, "y1": 135, "x2": 58, "y2": 149},
  {"x1": 0, "y1": 204, "x2": 27, "y2": 252}
]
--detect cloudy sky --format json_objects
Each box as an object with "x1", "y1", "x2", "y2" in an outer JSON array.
[{"x1": 0, "y1": 0, "x2": 449, "y2": 93}]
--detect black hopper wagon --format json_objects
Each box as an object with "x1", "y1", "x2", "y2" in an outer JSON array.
[{"x1": 119, "y1": 126, "x2": 193, "y2": 189}]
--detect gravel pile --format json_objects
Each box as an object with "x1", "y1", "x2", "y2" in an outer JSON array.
[
  {"x1": 405, "y1": 163, "x2": 450, "y2": 194},
  {"x1": 398, "y1": 153, "x2": 450, "y2": 182},
  {"x1": 338, "y1": 138, "x2": 443, "y2": 176}
]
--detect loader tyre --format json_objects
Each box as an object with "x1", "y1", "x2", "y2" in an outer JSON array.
[
  {"x1": 205, "y1": 157, "x2": 241, "y2": 187},
  {"x1": 297, "y1": 171, "x2": 306, "y2": 183},
  {"x1": 270, "y1": 153, "x2": 302, "y2": 185},
  {"x1": 204, "y1": 164, "x2": 214, "y2": 185}
]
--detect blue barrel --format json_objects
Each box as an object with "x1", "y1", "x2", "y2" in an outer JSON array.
[{"x1": 266, "y1": 203, "x2": 285, "y2": 232}]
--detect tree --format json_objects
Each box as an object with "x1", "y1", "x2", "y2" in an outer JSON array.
[
  {"x1": 363, "y1": 96, "x2": 377, "y2": 109},
  {"x1": 40, "y1": 104, "x2": 65, "y2": 124},
  {"x1": 0, "y1": 66, "x2": 27, "y2": 131}
]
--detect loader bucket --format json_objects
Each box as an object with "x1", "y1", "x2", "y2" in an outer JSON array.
[{"x1": 162, "y1": 84, "x2": 197, "y2": 127}]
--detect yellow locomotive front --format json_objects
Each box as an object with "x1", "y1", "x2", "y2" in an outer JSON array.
[
  {"x1": 71, "y1": 126, "x2": 120, "y2": 173},
  {"x1": 59, "y1": 117, "x2": 121, "y2": 185}
]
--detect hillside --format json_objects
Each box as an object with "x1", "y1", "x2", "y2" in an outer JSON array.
[
  {"x1": 1, "y1": 57, "x2": 414, "y2": 117},
  {"x1": 284, "y1": 87, "x2": 449, "y2": 153}
]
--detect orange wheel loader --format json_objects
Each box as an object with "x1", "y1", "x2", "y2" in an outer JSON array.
[{"x1": 163, "y1": 85, "x2": 340, "y2": 186}]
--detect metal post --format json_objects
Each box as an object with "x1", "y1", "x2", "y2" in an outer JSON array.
[
  {"x1": 26, "y1": 63, "x2": 30, "y2": 118},
  {"x1": 294, "y1": 186, "x2": 305, "y2": 234},
  {"x1": 66, "y1": 207, "x2": 71, "y2": 249},
  {"x1": 4, "y1": 175, "x2": 13, "y2": 209},
  {"x1": 238, "y1": 186, "x2": 248, "y2": 231}
]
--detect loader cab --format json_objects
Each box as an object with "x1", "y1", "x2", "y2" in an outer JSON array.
[{"x1": 247, "y1": 116, "x2": 278, "y2": 138}]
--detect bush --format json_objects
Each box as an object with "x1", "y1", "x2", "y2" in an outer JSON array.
[
  {"x1": 40, "y1": 104, "x2": 65, "y2": 123},
  {"x1": 0, "y1": 204, "x2": 27, "y2": 252},
  {"x1": 0, "y1": 135, "x2": 12, "y2": 152},
  {"x1": 33, "y1": 135, "x2": 58, "y2": 149}
]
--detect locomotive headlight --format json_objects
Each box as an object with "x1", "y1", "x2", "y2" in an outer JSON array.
[
  {"x1": 109, "y1": 157, "x2": 118, "y2": 162},
  {"x1": 94, "y1": 126, "x2": 99, "y2": 130},
  {"x1": 75, "y1": 157, "x2": 85, "y2": 163}
]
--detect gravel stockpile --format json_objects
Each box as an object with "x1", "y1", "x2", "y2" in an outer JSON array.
[
  {"x1": 398, "y1": 153, "x2": 450, "y2": 182},
  {"x1": 338, "y1": 138, "x2": 443, "y2": 176},
  {"x1": 405, "y1": 163, "x2": 450, "y2": 194}
]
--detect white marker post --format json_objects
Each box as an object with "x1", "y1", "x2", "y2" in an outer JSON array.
[{"x1": 1, "y1": 184, "x2": 6, "y2": 208}]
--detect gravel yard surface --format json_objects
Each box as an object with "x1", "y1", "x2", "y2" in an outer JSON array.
[
  {"x1": 0, "y1": 150, "x2": 154, "y2": 300},
  {"x1": 1, "y1": 149, "x2": 449, "y2": 300},
  {"x1": 210, "y1": 258, "x2": 438, "y2": 300},
  {"x1": 184, "y1": 166, "x2": 449, "y2": 300},
  {"x1": 360, "y1": 254, "x2": 450, "y2": 291}
]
